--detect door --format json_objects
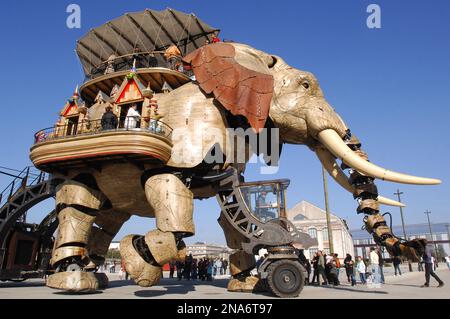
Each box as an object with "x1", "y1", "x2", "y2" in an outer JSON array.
[{"x1": 66, "y1": 116, "x2": 79, "y2": 136}]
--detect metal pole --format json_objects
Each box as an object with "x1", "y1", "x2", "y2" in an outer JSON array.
[
  {"x1": 393, "y1": 189, "x2": 413, "y2": 272},
  {"x1": 322, "y1": 166, "x2": 334, "y2": 254},
  {"x1": 424, "y1": 210, "x2": 440, "y2": 263},
  {"x1": 445, "y1": 224, "x2": 450, "y2": 258}
]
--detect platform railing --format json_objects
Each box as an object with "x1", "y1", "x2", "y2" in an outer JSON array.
[
  {"x1": 86, "y1": 51, "x2": 193, "y2": 80},
  {"x1": 33, "y1": 117, "x2": 173, "y2": 145}
]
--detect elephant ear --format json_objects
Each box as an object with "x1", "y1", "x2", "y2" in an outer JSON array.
[{"x1": 182, "y1": 43, "x2": 274, "y2": 133}]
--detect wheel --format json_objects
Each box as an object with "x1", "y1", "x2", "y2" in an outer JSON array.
[
  {"x1": 10, "y1": 278, "x2": 26, "y2": 282},
  {"x1": 266, "y1": 259, "x2": 305, "y2": 298}
]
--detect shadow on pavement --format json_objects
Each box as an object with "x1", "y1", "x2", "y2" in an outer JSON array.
[
  {"x1": 133, "y1": 279, "x2": 231, "y2": 298},
  {"x1": 53, "y1": 290, "x2": 104, "y2": 295},
  {"x1": 307, "y1": 284, "x2": 388, "y2": 294},
  {"x1": 0, "y1": 280, "x2": 46, "y2": 288}
]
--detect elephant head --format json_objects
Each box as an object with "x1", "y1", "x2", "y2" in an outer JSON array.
[{"x1": 183, "y1": 42, "x2": 441, "y2": 207}]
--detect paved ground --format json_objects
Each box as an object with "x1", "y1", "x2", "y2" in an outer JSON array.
[{"x1": 1, "y1": 264, "x2": 449, "y2": 299}]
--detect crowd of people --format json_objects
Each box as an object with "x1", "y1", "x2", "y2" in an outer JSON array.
[
  {"x1": 301, "y1": 244, "x2": 446, "y2": 288},
  {"x1": 169, "y1": 255, "x2": 229, "y2": 281}
]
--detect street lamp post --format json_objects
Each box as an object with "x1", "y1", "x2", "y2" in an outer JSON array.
[
  {"x1": 322, "y1": 166, "x2": 334, "y2": 254},
  {"x1": 393, "y1": 189, "x2": 412, "y2": 272},
  {"x1": 424, "y1": 210, "x2": 440, "y2": 263}
]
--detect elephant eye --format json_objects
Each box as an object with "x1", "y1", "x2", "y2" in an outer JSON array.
[{"x1": 302, "y1": 81, "x2": 310, "y2": 89}]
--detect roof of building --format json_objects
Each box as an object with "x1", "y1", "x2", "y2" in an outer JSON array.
[
  {"x1": 350, "y1": 222, "x2": 449, "y2": 240},
  {"x1": 288, "y1": 200, "x2": 340, "y2": 222},
  {"x1": 76, "y1": 8, "x2": 219, "y2": 75}
]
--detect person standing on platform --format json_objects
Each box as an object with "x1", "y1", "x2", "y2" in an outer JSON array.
[{"x1": 125, "y1": 104, "x2": 141, "y2": 129}]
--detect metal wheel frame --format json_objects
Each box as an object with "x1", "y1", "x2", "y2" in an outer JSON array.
[{"x1": 266, "y1": 259, "x2": 305, "y2": 298}]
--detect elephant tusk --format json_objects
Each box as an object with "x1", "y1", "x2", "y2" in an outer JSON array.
[
  {"x1": 317, "y1": 129, "x2": 441, "y2": 185},
  {"x1": 377, "y1": 196, "x2": 406, "y2": 207},
  {"x1": 315, "y1": 146, "x2": 406, "y2": 207}
]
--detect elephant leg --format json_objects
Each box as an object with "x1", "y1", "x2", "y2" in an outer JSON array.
[
  {"x1": 87, "y1": 210, "x2": 131, "y2": 267},
  {"x1": 218, "y1": 213, "x2": 263, "y2": 292},
  {"x1": 120, "y1": 174, "x2": 193, "y2": 287},
  {"x1": 47, "y1": 180, "x2": 106, "y2": 292},
  {"x1": 344, "y1": 137, "x2": 427, "y2": 261}
]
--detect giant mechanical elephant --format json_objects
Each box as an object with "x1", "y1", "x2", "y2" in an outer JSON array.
[{"x1": 45, "y1": 42, "x2": 440, "y2": 293}]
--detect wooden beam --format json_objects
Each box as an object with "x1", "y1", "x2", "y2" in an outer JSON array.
[
  {"x1": 126, "y1": 13, "x2": 157, "y2": 49},
  {"x1": 107, "y1": 22, "x2": 135, "y2": 50},
  {"x1": 78, "y1": 41, "x2": 103, "y2": 65},
  {"x1": 145, "y1": 9, "x2": 178, "y2": 47},
  {"x1": 168, "y1": 9, "x2": 199, "y2": 50},
  {"x1": 91, "y1": 29, "x2": 125, "y2": 56}
]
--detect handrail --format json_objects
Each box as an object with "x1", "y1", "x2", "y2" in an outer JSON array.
[
  {"x1": 0, "y1": 166, "x2": 48, "y2": 209},
  {"x1": 86, "y1": 51, "x2": 190, "y2": 80},
  {"x1": 33, "y1": 117, "x2": 173, "y2": 145}
]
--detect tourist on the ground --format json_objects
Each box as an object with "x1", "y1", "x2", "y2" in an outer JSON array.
[
  {"x1": 445, "y1": 255, "x2": 450, "y2": 270},
  {"x1": 125, "y1": 104, "x2": 141, "y2": 129},
  {"x1": 207, "y1": 260, "x2": 213, "y2": 281},
  {"x1": 327, "y1": 254, "x2": 340, "y2": 286},
  {"x1": 344, "y1": 254, "x2": 356, "y2": 286},
  {"x1": 311, "y1": 252, "x2": 319, "y2": 284},
  {"x1": 377, "y1": 248, "x2": 385, "y2": 284},
  {"x1": 421, "y1": 244, "x2": 445, "y2": 288},
  {"x1": 191, "y1": 259, "x2": 198, "y2": 280},
  {"x1": 220, "y1": 258, "x2": 225, "y2": 275},
  {"x1": 169, "y1": 260, "x2": 176, "y2": 278},
  {"x1": 184, "y1": 254, "x2": 193, "y2": 280},
  {"x1": 325, "y1": 253, "x2": 333, "y2": 283},
  {"x1": 356, "y1": 256, "x2": 367, "y2": 284},
  {"x1": 304, "y1": 259, "x2": 311, "y2": 285},
  {"x1": 393, "y1": 256, "x2": 402, "y2": 276},
  {"x1": 317, "y1": 251, "x2": 328, "y2": 285},
  {"x1": 101, "y1": 106, "x2": 118, "y2": 130},
  {"x1": 214, "y1": 258, "x2": 222, "y2": 276},
  {"x1": 222, "y1": 258, "x2": 228, "y2": 275},
  {"x1": 369, "y1": 247, "x2": 381, "y2": 285},
  {"x1": 176, "y1": 260, "x2": 184, "y2": 280},
  {"x1": 418, "y1": 256, "x2": 424, "y2": 271},
  {"x1": 333, "y1": 253, "x2": 341, "y2": 279}
]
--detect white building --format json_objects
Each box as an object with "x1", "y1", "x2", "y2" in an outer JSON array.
[
  {"x1": 186, "y1": 242, "x2": 232, "y2": 259},
  {"x1": 287, "y1": 200, "x2": 354, "y2": 261}
]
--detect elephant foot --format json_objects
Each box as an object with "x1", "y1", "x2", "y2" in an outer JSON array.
[
  {"x1": 227, "y1": 276, "x2": 265, "y2": 293},
  {"x1": 120, "y1": 234, "x2": 162, "y2": 287},
  {"x1": 46, "y1": 271, "x2": 100, "y2": 293}
]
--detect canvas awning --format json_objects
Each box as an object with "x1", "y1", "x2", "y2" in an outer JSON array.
[{"x1": 76, "y1": 8, "x2": 219, "y2": 76}]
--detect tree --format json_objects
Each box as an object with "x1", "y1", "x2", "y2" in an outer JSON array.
[{"x1": 106, "y1": 248, "x2": 121, "y2": 259}]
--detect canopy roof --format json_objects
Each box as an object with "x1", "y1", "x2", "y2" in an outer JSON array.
[{"x1": 76, "y1": 8, "x2": 219, "y2": 76}]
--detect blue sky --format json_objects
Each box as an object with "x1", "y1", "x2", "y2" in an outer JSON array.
[{"x1": 1, "y1": 0, "x2": 449, "y2": 245}]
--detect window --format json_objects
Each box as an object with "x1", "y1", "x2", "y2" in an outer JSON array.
[
  {"x1": 323, "y1": 227, "x2": 329, "y2": 241},
  {"x1": 309, "y1": 248, "x2": 318, "y2": 257},
  {"x1": 323, "y1": 248, "x2": 330, "y2": 255},
  {"x1": 308, "y1": 228, "x2": 317, "y2": 238}
]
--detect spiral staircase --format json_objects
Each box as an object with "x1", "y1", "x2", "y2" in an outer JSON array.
[{"x1": 0, "y1": 167, "x2": 57, "y2": 281}]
